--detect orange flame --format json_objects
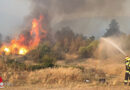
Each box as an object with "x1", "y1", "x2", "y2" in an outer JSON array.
[{"x1": 0, "y1": 15, "x2": 47, "y2": 55}]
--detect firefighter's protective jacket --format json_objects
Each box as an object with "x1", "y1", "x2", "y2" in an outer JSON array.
[{"x1": 125, "y1": 57, "x2": 130, "y2": 73}]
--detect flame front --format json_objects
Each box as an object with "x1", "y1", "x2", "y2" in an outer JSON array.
[
  {"x1": 0, "y1": 16, "x2": 47, "y2": 55},
  {"x1": 19, "y1": 48, "x2": 28, "y2": 55},
  {"x1": 4, "y1": 47, "x2": 10, "y2": 55}
]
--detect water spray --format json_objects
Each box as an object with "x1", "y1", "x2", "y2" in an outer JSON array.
[{"x1": 101, "y1": 38, "x2": 127, "y2": 56}]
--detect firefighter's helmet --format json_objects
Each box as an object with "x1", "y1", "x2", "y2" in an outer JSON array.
[{"x1": 125, "y1": 56, "x2": 130, "y2": 61}]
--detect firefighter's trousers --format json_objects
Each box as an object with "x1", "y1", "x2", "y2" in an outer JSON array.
[{"x1": 124, "y1": 69, "x2": 130, "y2": 84}]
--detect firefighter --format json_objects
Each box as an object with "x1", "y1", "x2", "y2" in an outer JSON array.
[{"x1": 124, "y1": 56, "x2": 130, "y2": 85}]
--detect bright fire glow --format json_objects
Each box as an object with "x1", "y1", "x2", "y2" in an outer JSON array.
[
  {"x1": 0, "y1": 15, "x2": 47, "y2": 55},
  {"x1": 4, "y1": 48, "x2": 10, "y2": 52},
  {"x1": 19, "y1": 48, "x2": 28, "y2": 55},
  {"x1": 4, "y1": 47, "x2": 10, "y2": 55}
]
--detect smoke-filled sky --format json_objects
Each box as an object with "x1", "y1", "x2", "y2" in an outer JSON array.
[{"x1": 1, "y1": 0, "x2": 130, "y2": 38}]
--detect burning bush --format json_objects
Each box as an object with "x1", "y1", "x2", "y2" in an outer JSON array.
[{"x1": 0, "y1": 15, "x2": 47, "y2": 56}]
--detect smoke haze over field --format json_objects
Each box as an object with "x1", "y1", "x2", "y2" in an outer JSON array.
[
  {"x1": 30, "y1": 0, "x2": 126, "y2": 18},
  {"x1": 1, "y1": 0, "x2": 130, "y2": 38},
  {"x1": 30, "y1": 0, "x2": 126, "y2": 26}
]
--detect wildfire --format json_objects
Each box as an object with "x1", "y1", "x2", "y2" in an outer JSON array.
[
  {"x1": 19, "y1": 48, "x2": 28, "y2": 55},
  {"x1": 4, "y1": 47, "x2": 10, "y2": 55},
  {"x1": 0, "y1": 15, "x2": 47, "y2": 55}
]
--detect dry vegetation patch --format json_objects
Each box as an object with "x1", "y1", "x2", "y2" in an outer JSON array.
[{"x1": 27, "y1": 67, "x2": 84, "y2": 85}]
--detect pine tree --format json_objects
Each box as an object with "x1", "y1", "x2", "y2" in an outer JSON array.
[{"x1": 104, "y1": 19, "x2": 123, "y2": 37}]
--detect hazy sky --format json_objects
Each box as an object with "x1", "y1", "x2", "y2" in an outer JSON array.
[
  {"x1": 1, "y1": 0, "x2": 130, "y2": 38},
  {"x1": 0, "y1": 0, "x2": 30, "y2": 37}
]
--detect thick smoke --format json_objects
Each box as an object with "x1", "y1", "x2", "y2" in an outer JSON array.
[
  {"x1": 17, "y1": 0, "x2": 128, "y2": 40},
  {"x1": 54, "y1": 0, "x2": 125, "y2": 17},
  {"x1": 28, "y1": 0, "x2": 126, "y2": 27}
]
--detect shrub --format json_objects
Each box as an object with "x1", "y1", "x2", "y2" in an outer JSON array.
[
  {"x1": 40, "y1": 55, "x2": 56, "y2": 68},
  {"x1": 27, "y1": 44, "x2": 55, "y2": 62},
  {"x1": 6, "y1": 58, "x2": 55, "y2": 71},
  {"x1": 27, "y1": 64, "x2": 45, "y2": 71},
  {"x1": 6, "y1": 59, "x2": 26, "y2": 71},
  {"x1": 37, "y1": 44, "x2": 51, "y2": 59},
  {"x1": 79, "y1": 47, "x2": 88, "y2": 58},
  {"x1": 79, "y1": 40, "x2": 99, "y2": 58}
]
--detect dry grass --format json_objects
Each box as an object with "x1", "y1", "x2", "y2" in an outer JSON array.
[
  {"x1": 0, "y1": 67, "x2": 84, "y2": 87},
  {"x1": 0, "y1": 57, "x2": 127, "y2": 89},
  {"x1": 65, "y1": 54, "x2": 79, "y2": 60},
  {"x1": 3, "y1": 86, "x2": 130, "y2": 90},
  {"x1": 76, "y1": 58, "x2": 126, "y2": 86},
  {"x1": 56, "y1": 58, "x2": 126, "y2": 86},
  {"x1": 27, "y1": 67, "x2": 83, "y2": 85}
]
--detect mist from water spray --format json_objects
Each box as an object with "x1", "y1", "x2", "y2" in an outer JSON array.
[{"x1": 101, "y1": 38, "x2": 126, "y2": 56}]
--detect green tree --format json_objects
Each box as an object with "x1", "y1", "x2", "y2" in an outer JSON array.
[{"x1": 104, "y1": 19, "x2": 124, "y2": 37}]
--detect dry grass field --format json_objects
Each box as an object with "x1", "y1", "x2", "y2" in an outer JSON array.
[{"x1": 0, "y1": 57, "x2": 129, "y2": 90}]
